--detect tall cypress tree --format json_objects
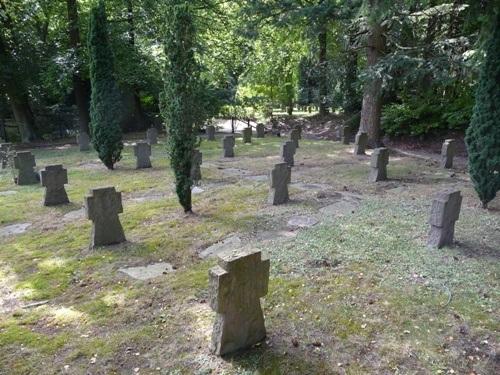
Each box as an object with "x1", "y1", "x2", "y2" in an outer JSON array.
[
  {"x1": 88, "y1": 0, "x2": 123, "y2": 170},
  {"x1": 161, "y1": 1, "x2": 199, "y2": 212},
  {"x1": 465, "y1": 13, "x2": 500, "y2": 208}
]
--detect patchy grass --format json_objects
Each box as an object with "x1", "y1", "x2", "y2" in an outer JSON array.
[{"x1": 0, "y1": 133, "x2": 498, "y2": 374}]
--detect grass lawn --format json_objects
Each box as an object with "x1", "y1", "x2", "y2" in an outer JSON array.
[{"x1": 0, "y1": 134, "x2": 498, "y2": 374}]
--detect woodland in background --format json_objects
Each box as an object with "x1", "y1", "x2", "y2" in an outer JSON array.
[{"x1": 0, "y1": 0, "x2": 498, "y2": 144}]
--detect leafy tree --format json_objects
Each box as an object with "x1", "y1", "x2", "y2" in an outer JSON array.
[
  {"x1": 465, "y1": 12, "x2": 500, "y2": 208},
  {"x1": 161, "y1": 1, "x2": 200, "y2": 212},
  {"x1": 88, "y1": 0, "x2": 123, "y2": 170}
]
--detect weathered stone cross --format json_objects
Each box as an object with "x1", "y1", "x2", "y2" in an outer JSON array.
[
  {"x1": 40, "y1": 165, "x2": 69, "y2": 206},
  {"x1": 14, "y1": 151, "x2": 38, "y2": 185},
  {"x1": 209, "y1": 248, "x2": 270, "y2": 356},
  {"x1": 428, "y1": 189, "x2": 462, "y2": 248},
  {"x1": 268, "y1": 162, "x2": 291, "y2": 205}
]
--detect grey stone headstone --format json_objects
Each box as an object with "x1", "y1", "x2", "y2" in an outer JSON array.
[
  {"x1": 209, "y1": 248, "x2": 269, "y2": 356},
  {"x1": 281, "y1": 141, "x2": 296, "y2": 167},
  {"x1": 146, "y1": 128, "x2": 158, "y2": 145},
  {"x1": 223, "y1": 135, "x2": 235, "y2": 158},
  {"x1": 256, "y1": 123, "x2": 265, "y2": 138},
  {"x1": 77, "y1": 132, "x2": 90, "y2": 151},
  {"x1": 207, "y1": 125, "x2": 216, "y2": 141},
  {"x1": 354, "y1": 132, "x2": 368, "y2": 155},
  {"x1": 0, "y1": 143, "x2": 12, "y2": 169},
  {"x1": 85, "y1": 186, "x2": 126, "y2": 248},
  {"x1": 242, "y1": 127, "x2": 252, "y2": 144},
  {"x1": 340, "y1": 125, "x2": 350, "y2": 145},
  {"x1": 427, "y1": 189, "x2": 462, "y2": 248},
  {"x1": 40, "y1": 165, "x2": 69, "y2": 206},
  {"x1": 369, "y1": 148, "x2": 389, "y2": 182},
  {"x1": 191, "y1": 149, "x2": 202, "y2": 183},
  {"x1": 290, "y1": 128, "x2": 300, "y2": 149},
  {"x1": 14, "y1": 151, "x2": 38, "y2": 185},
  {"x1": 133, "y1": 142, "x2": 152, "y2": 169},
  {"x1": 268, "y1": 162, "x2": 291, "y2": 205},
  {"x1": 440, "y1": 139, "x2": 457, "y2": 169}
]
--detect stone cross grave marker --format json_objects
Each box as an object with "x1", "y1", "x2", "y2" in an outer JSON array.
[
  {"x1": 256, "y1": 123, "x2": 265, "y2": 138},
  {"x1": 428, "y1": 189, "x2": 462, "y2": 248},
  {"x1": 146, "y1": 128, "x2": 158, "y2": 145},
  {"x1": 209, "y1": 248, "x2": 270, "y2": 356},
  {"x1": 369, "y1": 147, "x2": 389, "y2": 182},
  {"x1": 77, "y1": 132, "x2": 90, "y2": 151},
  {"x1": 281, "y1": 140, "x2": 296, "y2": 167},
  {"x1": 14, "y1": 151, "x2": 38, "y2": 185},
  {"x1": 85, "y1": 186, "x2": 126, "y2": 248},
  {"x1": 134, "y1": 142, "x2": 152, "y2": 169},
  {"x1": 223, "y1": 135, "x2": 235, "y2": 157},
  {"x1": 40, "y1": 165, "x2": 69, "y2": 206},
  {"x1": 440, "y1": 139, "x2": 457, "y2": 169},
  {"x1": 207, "y1": 125, "x2": 216, "y2": 141},
  {"x1": 268, "y1": 162, "x2": 291, "y2": 205},
  {"x1": 290, "y1": 128, "x2": 300, "y2": 149},
  {"x1": 0, "y1": 143, "x2": 12, "y2": 169},
  {"x1": 242, "y1": 127, "x2": 252, "y2": 144},
  {"x1": 191, "y1": 149, "x2": 202, "y2": 184},
  {"x1": 354, "y1": 132, "x2": 368, "y2": 155}
]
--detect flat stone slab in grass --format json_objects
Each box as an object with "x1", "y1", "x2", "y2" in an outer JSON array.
[
  {"x1": 119, "y1": 262, "x2": 174, "y2": 280},
  {"x1": 0, "y1": 191, "x2": 17, "y2": 196},
  {"x1": 319, "y1": 200, "x2": 359, "y2": 217},
  {"x1": 0, "y1": 223, "x2": 31, "y2": 237},
  {"x1": 199, "y1": 235, "x2": 242, "y2": 259},
  {"x1": 287, "y1": 215, "x2": 319, "y2": 228},
  {"x1": 63, "y1": 208, "x2": 85, "y2": 221},
  {"x1": 192, "y1": 186, "x2": 204, "y2": 194}
]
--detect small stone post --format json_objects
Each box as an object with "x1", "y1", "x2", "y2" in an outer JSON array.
[
  {"x1": 146, "y1": 128, "x2": 158, "y2": 145},
  {"x1": 440, "y1": 139, "x2": 457, "y2": 169},
  {"x1": 427, "y1": 189, "x2": 462, "y2": 248},
  {"x1": 223, "y1": 135, "x2": 235, "y2": 157},
  {"x1": 354, "y1": 132, "x2": 368, "y2": 155},
  {"x1": 209, "y1": 248, "x2": 270, "y2": 356},
  {"x1": 281, "y1": 141, "x2": 296, "y2": 167},
  {"x1": 256, "y1": 123, "x2": 265, "y2": 138},
  {"x1": 290, "y1": 128, "x2": 300, "y2": 149},
  {"x1": 207, "y1": 125, "x2": 216, "y2": 141},
  {"x1": 369, "y1": 148, "x2": 389, "y2": 182},
  {"x1": 77, "y1": 132, "x2": 90, "y2": 151},
  {"x1": 242, "y1": 127, "x2": 252, "y2": 144},
  {"x1": 133, "y1": 142, "x2": 152, "y2": 169},
  {"x1": 268, "y1": 162, "x2": 291, "y2": 205}
]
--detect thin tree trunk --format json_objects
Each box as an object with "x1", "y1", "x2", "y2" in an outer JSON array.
[
  {"x1": 318, "y1": 24, "x2": 329, "y2": 116},
  {"x1": 10, "y1": 94, "x2": 36, "y2": 143}
]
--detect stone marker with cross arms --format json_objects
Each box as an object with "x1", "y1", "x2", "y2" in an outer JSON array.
[
  {"x1": 85, "y1": 186, "x2": 126, "y2": 248},
  {"x1": 268, "y1": 162, "x2": 291, "y2": 205},
  {"x1": 207, "y1": 125, "x2": 216, "y2": 141},
  {"x1": 242, "y1": 127, "x2": 252, "y2": 144},
  {"x1": 134, "y1": 142, "x2": 152, "y2": 169},
  {"x1": 209, "y1": 247, "x2": 270, "y2": 356},
  {"x1": 223, "y1": 135, "x2": 235, "y2": 157},
  {"x1": 146, "y1": 128, "x2": 158, "y2": 145},
  {"x1": 40, "y1": 165, "x2": 69, "y2": 206},
  {"x1": 290, "y1": 128, "x2": 300, "y2": 149},
  {"x1": 440, "y1": 139, "x2": 457, "y2": 169},
  {"x1": 369, "y1": 147, "x2": 389, "y2": 182},
  {"x1": 77, "y1": 132, "x2": 90, "y2": 151},
  {"x1": 427, "y1": 189, "x2": 462, "y2": 248},
  {"x1": 256, "y1": 123, "x2": 265, "y2": 138},
  {"x1": 14, "y1": 151, "x2": 38, "y2": 185},
  {"x1": 281, "y1": 140, "x2": 296, "y2": 167},
  {"x1": 354, "y1": 132, "x2": 368, "y2": 155}
]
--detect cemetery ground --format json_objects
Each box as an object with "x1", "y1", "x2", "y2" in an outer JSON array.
[{"x1": 0, "y1": 134, "x2": 499, "y2": 374}]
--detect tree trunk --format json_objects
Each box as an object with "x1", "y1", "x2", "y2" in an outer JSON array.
[
  {"x1": 10, "y1": 94, "x2": 36, "y2": 143},
  {"x1": 318, "y1": 24, "x2": 329, "y2": 116},
  {"x1": 342, "y1": 33, "x2": 359, "y2": 114},
  {"x1": 359, "y1": 18, "x2": 386, "y2": 146},
  {"x1": 67, "y1": 0, "x2": 90, "y2": 135}
]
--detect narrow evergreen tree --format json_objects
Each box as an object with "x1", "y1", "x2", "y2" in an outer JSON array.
[
  {"x1": 465, "y1": 13, "x2": 500, "y2": 208},
  {"x1": 88, "y1": 0, "x2": 123, "y2": 170},
  {"x1": 161, "y1": 1, "x2": 199, "y2": 212}
]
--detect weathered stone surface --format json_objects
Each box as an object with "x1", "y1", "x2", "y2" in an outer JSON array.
[
  {"x1": 290, "y1": 128, "x2": 300, "y2": 149},
  {"x1": 256, "y1": 123, "x2": 265, "y2": 138},
  {"x1": 440, "y1": 139, "x2": 457, "y2": 169},
  {"x1": 85, "y1": 186, "x2": 125, "y2": 248},
  {"x1": 133, "y1": 142, "x2": 152, "y2": 169},
  {"x1": 242, "y1": 127, "x2": 252, "y2": 144},
  {"x1": 281, "y1": 141, "x2": 296, "y2": 167},
  {"x1": 287, "y1": 215, "x2": 318, "y2": 228},
  {"x1": 146, "y1": 128, "x2": 158, "y2": 145},
  {"x1": 209, "y1": 248, "x2": 269, "y2": 356},
  {"x1": 200, "y1": 235, "x2": 242, "y2": 259},
  {"x1": 40, "y1": 165, "x2": 69, "y2": 206},
  {"x1": 0, "y1": 223, "x2": 31, "y2": 237},
  {"x1": 14, "y1": 152, "x2": 38, "y2": 185},
  {"x1": 222, "y1": 135, "x2": 235, "y2": 157},
  {"x1": 339, "y1": 125, "x2": 349, "y2": 145},
  {"x1": 354, "y1": 132, "x2": 368, "y2": 155},
  {"x1": 268, "y1": 162, "x2": 291, "y2": 205},
  {"x1": 0, "y1": 143, "x2": 12, "y2": 169},
  {"x1": 369, "y1": 148, "x2": 389, "y2": 182},
  {"x1": 77, "y1": 132, "x2": 90, "y2": 151},
  {"x1": 119, "y1": 262, "x2": 174, "y2": 280},
  {"x1": 207, "y1": 125, "x2": 216, "y2": 141},
  {"x1": 428, "y1": 189, "x2": 462, "y2": 248},
  {"x1": 191, "y1": 149, "x2": 202, "y2": 184}
]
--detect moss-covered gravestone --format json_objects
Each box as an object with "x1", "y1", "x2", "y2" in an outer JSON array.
[
  {"x1": 281, "y1": 140, "x2": 296, "y2": 167},
  {"x1": 40, "y1": 165, "x2": 69, "y2": 206},
  {"x1": 85, "y1": 186, "x2": 126, "y2": 248},
  {"x1": 242, "y1": 127, "x2": 252, "y2": 144},
  {"x1": 427, "y1": 190, "x2": 462, "y2": 248},
  {"x1": 207, "y1": 125, "x2": 216, "y2": 141},
  {"x1": 14, "y1": 151, "x2": 38, "y2": 185},
  {"x1": 134, "y1": 142, "x2": 152, "y2": 169},
  {"x1": 440, "y1": 139, "x2": 457, "y2": 169},
  {"x1": 256, "y1": 123, "x2": 265, "y2": 138},
  {"x1": 354, "y1": 132, "x2": 368, "y2": 155},
  {"x1": 268, "y1": 162, "x2": 291, "y2": 205},
  {"x1": 369, "y1": 148, "x2": 389, "y2": 182},
  {"x1": 209, "y1": 248, "x2": 270, "y2": 356},
  {"x1": 223, "y1": 135, "x2": 235, "y2": 157}
]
